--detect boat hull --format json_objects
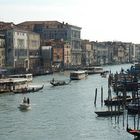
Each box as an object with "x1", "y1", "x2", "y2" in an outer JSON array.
[
  {"x1": 50, "y1": 80, "x2": 70, "y2": 86},
  {"x1": 19, "y1": 103, "x2": 31, "y2": 110},
  {"x1": 127, "y1": 127, "x2": 140, "y2": 137},
  {"x1": 95, "y1": 110, "x2": 123, "y2": 117},
  {"x1": 70, "y1": 71, "x2": 88, "y2": 80},
  {"x1": 14, "y1": 85, "x2": 44, "y2": 93}
]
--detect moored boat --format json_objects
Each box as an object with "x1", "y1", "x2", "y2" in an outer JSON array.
[
  {"x1": 127, "y1": 125, "x2": 140, "y2": 137},
  {"x1": 104, "y1": 95, "x2": 132, "y2": 106},
  {"x1": 126, "y1": 98, "x2": 140, "y2": 114},
  {"x1": 95, "y1": 110, "x2": 123, "y2": 117}
]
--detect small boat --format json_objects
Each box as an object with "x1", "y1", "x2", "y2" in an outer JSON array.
[
  {"x1": 19, "y1": 103, "x2": 31, "y2": 110},
  {"x1": 127, "y1": 125, "x2": 140, "y2": 137},
  {"x1": 18, "y1": 97, "x2": 31, "y2": 110},
  {"x1": 50, "y1": 79, "x2": 71, "y2": 86},
  {"x1": 126, "y1": 98, "x2": 140, "y2": 114},
  {"x1": 104, "y1": 95, "x2": 132, "y2": 106},
  {"x1": 95, "y1": 110, "x2": 123, "y2": 117},
  {"x1": 70, "y1": 70, "x2": 88, "y2": 80}
]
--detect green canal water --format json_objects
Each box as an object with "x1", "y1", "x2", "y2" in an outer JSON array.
[{"x1": 0, "y1": 64, "x2": 137, "y2": 140}]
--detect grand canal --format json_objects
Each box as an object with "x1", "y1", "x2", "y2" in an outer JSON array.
[{"x1": 0, "y1": 64, "x2": 137, "y2": 140}]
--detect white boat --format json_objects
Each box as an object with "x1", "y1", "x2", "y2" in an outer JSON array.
[
  {"x1": 18, "y1": 97, "x2": 31, "y2": 110},
  {"x1": 19, "y1": 103, "x2": 31, "y2": 110},
  {"x1": 70, "y1": 70, "x2": 88, "y2": 80}
]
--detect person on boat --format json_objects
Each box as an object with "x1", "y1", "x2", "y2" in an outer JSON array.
[
  {"x1": 23, "y1": 97, "x2": 27, "y2": 103},
  {"x1": 32, "y1": 88, "x2": 35, "y2": 92},
  {"x1": 27, "y1": 98, "x2": 30, "y2": 104}
]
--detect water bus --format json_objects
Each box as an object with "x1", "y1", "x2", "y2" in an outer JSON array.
[{"x1": 70, "y1": 70, "x2": 88, "y2": 80}]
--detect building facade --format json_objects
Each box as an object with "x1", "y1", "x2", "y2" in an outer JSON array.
[
  {"x1": 18, "y1": 21, "x2": 82, "y2": 66},
  {"x1": 0, "y1": 34, "x2": 5, "y2": 67},
  {"x1": 28, "y1": 32, "x2": 41, "y2": 72},
  {"x1": 1, "y1": 27, "x2": 41, "y2": 73},
  {"x1": 64, "y1": 42, "x2": 71, "y2": 69},
  {"x1": 5, "y1": 28, "x2": 29, "y2": 71},
  {"x1": 41, "y1": 46, "x2": 52, "y2": 72},
  {"x1": 81, "y1": 40, "x2": 94, "y2": 66}
]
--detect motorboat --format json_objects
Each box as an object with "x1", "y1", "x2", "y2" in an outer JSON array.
[
  {"x1": 19, "y1": 102, "x2": 31, "y2": 110},
  {"x1": 18, "y1": 97, "x2": 31, "y2": 110}
]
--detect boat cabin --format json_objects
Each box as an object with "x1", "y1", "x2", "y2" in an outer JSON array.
[
  {"x1": 0, "y1": 78, "x2": 28, "y2": 93},
  {"x1": 8, "y1": 73, "x2": 33, "y2": 82},
  {"x1": 70, "y1": 70, "x2": 88, "y2": 80}
]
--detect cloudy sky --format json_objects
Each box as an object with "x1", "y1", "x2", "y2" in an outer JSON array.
[{"x1": 0, "y1": 0, "x2": 140, "y2": 43}]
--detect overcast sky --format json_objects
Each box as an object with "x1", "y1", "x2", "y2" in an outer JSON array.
[{"x1": 0, "y1": 0, "x2": 140, "y2": 43}]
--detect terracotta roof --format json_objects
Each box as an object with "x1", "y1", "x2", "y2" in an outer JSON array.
[{"x1": 17, "y1": 21, "x2": 81, "y2": 29}]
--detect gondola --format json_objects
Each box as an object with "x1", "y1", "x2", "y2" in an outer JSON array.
[
  {"x1": 104, "y1": 95, "x2": 132, "y2": 106},
  {"x1": 127, "y1": 125, "x2": 140, "y2": 137},
  {"x1": 14, "y1": 85, "x2": 44, "y2": 93},
  {"x1": 94, "y1": 110, "x2": 123, "y2": 117},
  {"x1": 50, "y1": 79, "x2": 71, "y2": 86}
]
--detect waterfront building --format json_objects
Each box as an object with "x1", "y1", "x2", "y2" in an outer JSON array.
[
  {"x1": 96, "y1": 42, "x2": 109, "y2": 65},
  {"x1": 4, "y1": 27, "x2": 29, "y2": 72},
  {"x1": 101, "y1": 41, "x2": 114, "y2": 64},
  {"x1": 133, "y1": 44, "x2": 140, "y2": 62},
  {"x1": 28, "y1": 32, "x2": 41, "y2": 73},
  {"x1": 41, "y1": 46, "x2": 52, "y2": 72},
  {"x1": 64, "y1": 42, "x2": 71, "y2": 69},
  {"x1": 17, "y1": 21, "x2": 82, "y2": 66},
  {"x1": 0, "y1": 25, "x2": 41, "y2": 74},
  {"x1": 0, "y1": 34, "x2": 5, "y2": 67},
  {"x1": 81, "y1": 40, "x2": 94, "y2": 66},
  {"x1": 52, "y1": 42, "x2": 64, "y2": 71},
  {"x1": 91, "y1": 41, "x2": 109, "y2": 65},
  {"x1": 111, "y1": 41, "x2": 133, "y2": 64},
  {"x1": 41, "y1": 40, "x2": 71, "y2": 71},
  {"x1": 123, "y1": 42, "x2": 134, "y2": 63},
  {"x1": 0, "y1": 21, "x2": 15, "y2": 30},
  {"x1": 90, "y1": 41, "x2": 98, "y2": 65}
]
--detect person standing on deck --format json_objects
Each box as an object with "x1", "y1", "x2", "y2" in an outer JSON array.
[{"x1": 27, "y1": 98, "x2": 30, "y2": 104}]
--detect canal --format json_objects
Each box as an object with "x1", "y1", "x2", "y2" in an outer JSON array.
[{"x1": 0, "y1": 64, "x2": 136, "y2": 140}]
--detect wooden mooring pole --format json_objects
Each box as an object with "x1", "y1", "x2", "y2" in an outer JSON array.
[
  {"x1": 94, "y1": 88, "x2": 97, "y2": 106},
  {"x1": 101, "y1": 86, "x2": 103, "y2": 107}
]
